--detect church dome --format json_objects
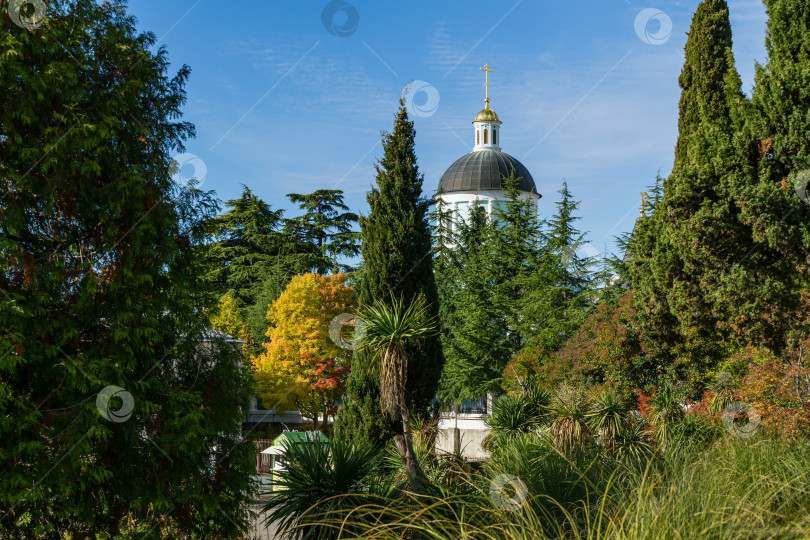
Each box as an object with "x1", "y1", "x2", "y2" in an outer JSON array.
[
  {"x1": 439, "y1": 150, "x2": 537, "y2": 194},
  {"x1": 474, "y1": 107, "x2": 501, "y2": 123}
]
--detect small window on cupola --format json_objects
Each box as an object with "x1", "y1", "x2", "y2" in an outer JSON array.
[
  {"x1": 493, "y1": 128, "x2": 497, "y2": 145},
  {"x1": 476, "y1": 130, "x2": 480, "y2": 145},
  {"x1": 484, "y1": 129, "x2": 488, "y2": 144}
]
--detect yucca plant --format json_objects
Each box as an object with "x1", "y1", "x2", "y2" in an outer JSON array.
[
  {"x1": 647, "y1": 382, "x2": 685, "y2": 448},
  {"x1": 521, "y1": 374, "x2": 552, "y2": 411},
  {"x1": 486, "y1": 394, "x2": 545, "y2": 449},
  {"x1": 410, "y1": 409, "x2": 441, "y2": 455},
  {"x1": 262, "y1": 440, "x2": 384, "y2": 539},
  {"x1": 547, "y1": 384, "x2": 592, "y2": 455},
  {"x1": 381, "y1": 411, "x2": 443, "y2": 486},
  {"x1": 587, "y1": 387, "x2": 631, "y2": 452},
  {"x1": 613, "y1": 414, "x2": 654, "y2": 465},
  {"x1": 708, "y1": 370, "x2": 736, "y2": 414},
  {"x1": 353, "y1": 294, "x2": 438, "y2": 488}
]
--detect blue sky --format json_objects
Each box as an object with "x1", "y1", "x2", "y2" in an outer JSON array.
[{"x1": 128, "y1": 0, "x2": 768, "y2": 260}]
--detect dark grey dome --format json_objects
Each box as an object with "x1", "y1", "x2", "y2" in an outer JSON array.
[{"x1": 438, "y1": 151, "x2": 538, "y2": 195}]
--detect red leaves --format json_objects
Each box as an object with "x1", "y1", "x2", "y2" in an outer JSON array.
[{"x1": 301, "y1": 352, "x2": 350, "y2": 394}]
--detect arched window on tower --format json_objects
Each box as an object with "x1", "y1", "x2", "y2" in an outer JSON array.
[
  {"x1": 476, "y1": 130, "x2": 480, "y2": 145},
  {"x1": 484, "y1": 129, "x2": 488, "y2": 144},
  {"x1": 493, "y1": 128, "x2": 497, "y2": 146}
]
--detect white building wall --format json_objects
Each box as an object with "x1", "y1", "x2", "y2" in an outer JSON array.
[{"x1": 436, "y1": 189, "x2": 540, "y2": 230}]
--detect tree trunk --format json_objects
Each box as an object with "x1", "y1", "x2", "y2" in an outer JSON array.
[{"x1": 394, "y1": 402, "x2": 428, "y2": 490}]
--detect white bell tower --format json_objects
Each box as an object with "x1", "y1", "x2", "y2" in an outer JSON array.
[{"x1": 473, "y1": 63, "x2": 502, "y2": 152}]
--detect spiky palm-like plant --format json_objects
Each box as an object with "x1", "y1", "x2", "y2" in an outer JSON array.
[
  {"x1": 262, "y1": 440, "x2": 383, "y2": 539},
  {"x1": 353, "y1": 295, "x2": 437, "y2": 488},
  {"x1": 547, "y1": 384, "x2": 592, "y2": 455},
  {"x1": 613, "y1": 415, "x2": 654, "y2": 465},
  {"x1": 587, "y1": 387, "x2": 631, "y2": 452},
  {"x1": 708, "y1": 371, "x2": 736, "y2": 414},
  {"x1": 648, "y1": 383, "x2": 685, "y2": 447},
  {"x1": 486, "y1": 394, "x2": 545, "y2": 447},
  {"x1": 522, "y1": 375, "x2": 552, "y2": 412}
]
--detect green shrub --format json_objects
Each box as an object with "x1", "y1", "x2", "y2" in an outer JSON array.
[
  {"x1": 548, "y1": 384, "x2": 592, "y2": 455},
  {"x1": 262, "y1": 440, "x2": 387, "y2": 539},
  {"x1": 486, "y1": 393, "x2": 545, "y2": 443}
]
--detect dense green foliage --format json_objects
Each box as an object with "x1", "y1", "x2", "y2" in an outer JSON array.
[
  {"x1": 261, "y1": 440, "x2": 386, "y2": 540},
  {"x1": 263, "y1": 1, "x2": 810, "y2": 538},
  {"x1": 286, "y1": 189, "x2": 361, "y2": 274},
  {"x1": 524, "y1": 181, "x2": 598, "y2": 351},
  {"x1": 506, "y1": 292, "x2": 662, "y2": 395},
  {"x1": 742, "y1": 0, "x2": 810, "y2": 348},
  {"x1": 204, "y1": 186, "x2": 359, "y2": 346},
  {"x1": 631, "y1": 0, "x2": 810, "y2": 380},
  {"x1": 335, "y1": 101, "x2": 444, "y2": 447},
  {"x1": 264, "y1": 384, "x2": 810, "y2": 539},
  {"x1": 204, "y1": 186, "x2": 309, "y2": 345},
  {"x1": 5, "y1": 0, "x2": 810, "y2": 535},
  {"x1": 631, "y1": 0, "x2": 747, "y2": 381},
  {"x1": 438, "y1": 178, "x2": 597, "y2": 401},
  {"x1": 0, "y1": 1, "x2": 253, "y2": 536},
  {"x1": 437, "y1": 174, "x2": 541, "y2": 399}
]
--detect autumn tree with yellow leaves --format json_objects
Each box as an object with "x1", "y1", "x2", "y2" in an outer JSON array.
[
  {"x1": 253, "y1": 273, "x2": 355, "y2": 430},
  {"x1": 209, "y1": 292, "x2": 255, "y2": 358}
]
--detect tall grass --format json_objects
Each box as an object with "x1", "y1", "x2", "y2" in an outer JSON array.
[{"x1": 283, "y1": 434, "x2": 810, "y2": 539}]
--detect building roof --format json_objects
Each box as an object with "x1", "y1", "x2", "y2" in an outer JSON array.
[
  {"x1": 198, "y1": 328, "x2": 244, "y2": 343},
  {"x1": 473, "y1": 107, "x2": 501, "y2": 123},
  {"x1": 272, "y1": 430, "x2": 329, "y2": 446},
  {"x1": 438, "y1": 150, "x2": 538, "y2": 195}
]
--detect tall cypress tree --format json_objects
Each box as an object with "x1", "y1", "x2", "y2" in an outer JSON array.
[
  {"x1": 334, "y1": 101, "x2": 443, "y2": 446},
  {"x1": 737, "y1": 0, "x2": 810, "y2": 349},
  {"x1": 631, "y1": 0, "x2": 749, "y2": 374}
]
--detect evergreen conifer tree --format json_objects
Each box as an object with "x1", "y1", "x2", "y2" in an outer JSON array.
[
  {"x1": 737, "y1": 0, "x2": 810, "y2": 349},
  {"x1": 522, "y1": 180, "x2": 596, "y2": 351},
  {"x1": 334, "y1": 101, "x2": 443, "y2": 446},
  {"x1": 286, "y1": 189, "x2": 361, "y2": 273},
  {"x1": 631, "y1": 0, "x2": 752, "y2": 371},
  {"x1": 437, "y1": 173, "x2": 546, "y2": 399},
  {"x1": 437, "y1": 199, "x2": 505, "y2": 399},
  {"x1": 204, "y1": 186, "x2": 311, "y2": 344},
  {"x1": 488, "y1": 174, "x2": 543, "y2": 350}
]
